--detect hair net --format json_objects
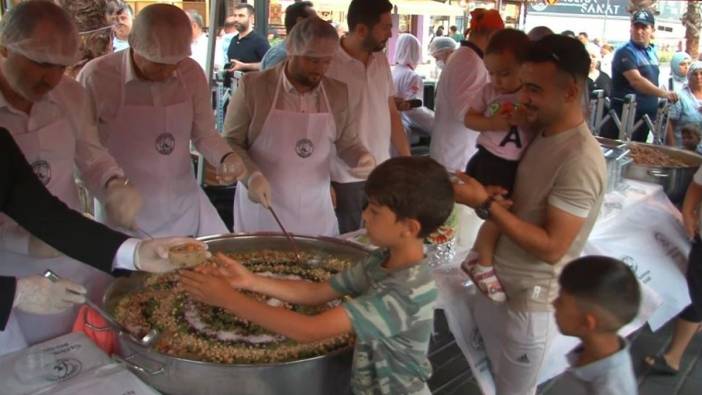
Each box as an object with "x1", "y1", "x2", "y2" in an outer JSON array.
[
  {"x1": 672, "y1": 52, "x2": 692, "y2": 79},
  {"x1": 394, "y1": 34, "x2": 421, "y2": 68},
  {"x1": 0, "y1": 0, "x2": 79, "y2": 66},
  {"x1": 286, "y1": 17, "x2": 339, "y2": 58},
  {"x1": 429, "y1": 37, "x2": 456, "y2": 57},
  {"x1": 688, "y1": 61, "x2": 702, "y2": 79},
  {"x1": 129, "y1": 4, "x2": 192, "y2": 65}
]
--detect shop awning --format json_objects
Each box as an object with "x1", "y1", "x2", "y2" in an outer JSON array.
[{"x1": 314, "y1": 0, "x2": 465, "y2": 17}]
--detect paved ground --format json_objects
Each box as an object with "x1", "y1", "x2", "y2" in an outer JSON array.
[{"x1": 428, "y1": 310, "x2": 702, "y2": 395}]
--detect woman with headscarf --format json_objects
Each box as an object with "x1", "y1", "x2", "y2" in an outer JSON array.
[
  {"x1": 586, "y1": 43, "x2": 612, "y2": 99},
  {"x1": 391, "y1": 33, "x2": 434, "y2": 139},
  {"x1": 670, "y1": 52, "x2": 692, "y2": 92},
  {"x1": 666, "y1": 61, "x2": 702, "y2": 147}
]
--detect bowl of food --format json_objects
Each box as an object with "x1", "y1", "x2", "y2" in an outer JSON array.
[
  {"x1": 104, "y1": 234, "x2": 370, "y2": 395},
  {"x1": 168, "y1": 242, "x2": 209, "y2": 268}
]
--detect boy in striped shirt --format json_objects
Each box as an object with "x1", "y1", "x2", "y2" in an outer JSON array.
[{"x1": 182, "y1": 157, "x2": 455, "y2": 394}]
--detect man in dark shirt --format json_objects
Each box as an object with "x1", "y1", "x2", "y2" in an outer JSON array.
[
  {"x1": 226, "y1": 3, "x2": 270, "y2": 72},
  {"x1": 603, "y1": 9, "x2": 677, "y2": 141}
]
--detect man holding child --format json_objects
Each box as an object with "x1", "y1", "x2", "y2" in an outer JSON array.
[{"x1": 454, "y1": 34, "x2": 607, "y2": 394}]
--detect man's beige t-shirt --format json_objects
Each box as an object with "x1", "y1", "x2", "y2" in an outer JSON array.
[{"x1": 494, "y1": 122, "x2": 606, "y2": 312}]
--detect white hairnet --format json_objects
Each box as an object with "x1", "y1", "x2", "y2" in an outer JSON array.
[
  {"x1": 429, "y1": 37, "x2": 457, "y2": 57},
  {"x1": 0, "y1": 0, "x2": 79, "y2": 66},
  {"x1": 688, "y1": 61, "x2": 702, "y2": 79},
  {"x1": 286, "y1": 17, "x2": 339, "y2": 58},
  {"x1": 394, "y1": 34, "x2": 421, "y2": 68},
  {"x1": 129, "y1": 4, "x2": 192, "y2": 65}
]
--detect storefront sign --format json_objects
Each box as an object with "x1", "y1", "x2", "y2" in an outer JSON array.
[{"x1": 528, "y1": 0, "x2": 629, "y2": 18}]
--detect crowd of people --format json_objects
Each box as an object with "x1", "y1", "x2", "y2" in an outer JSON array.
[{"x1": 0, "y1": 1, "x2": 700, "y2": 395}]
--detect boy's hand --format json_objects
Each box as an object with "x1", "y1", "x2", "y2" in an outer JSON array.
[
  {"x1": 180, "y1": 270, "x2": 237, "y2": 309},
  {"x1": 212, "y1": 252, "x2": 255, "y2": 290}
]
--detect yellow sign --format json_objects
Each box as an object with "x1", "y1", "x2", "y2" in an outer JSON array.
[{"x1": 545, "y1": 0, "x2": 558, "y2": 5}]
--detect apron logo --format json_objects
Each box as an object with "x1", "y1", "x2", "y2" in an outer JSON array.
[
  {"x1": 155, "y1": 133, "x2": 176, "y2": 155},
  {"x1": 31, "y1": 160, "x2": 51, "y2": 185},
  {"x1": 295, "y1": 138, "x2": 314, "y2": 158}
]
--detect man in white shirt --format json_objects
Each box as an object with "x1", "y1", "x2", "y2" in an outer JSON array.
[
  {"x1": 78, "y1": 4, "x2": 246, "y2": 238},
  {"x1": 187, "y1": 10, "x2": 208, "y2": 74},
  {"x1": 429, "y1": 9, "x2": 503, "y2": 173},
  {"x1": 326, "y1": 0, "x2": 410, "y2": 233},
  {"x1": 224, "y1": 17, "x2": 374, "y2": 236}
]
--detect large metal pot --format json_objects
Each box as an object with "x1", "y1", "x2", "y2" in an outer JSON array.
[
  {"x1": 103, "y1": 234, "x2": 371, "y2": 395},
  {"x1": 621, "y1": 142, "x2": 702, "y2": 204}
]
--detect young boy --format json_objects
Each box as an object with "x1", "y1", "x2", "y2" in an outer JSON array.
[
  {"x1": 554, "y1": 256, "x2": 641, "y2": 395},
  {"x1": 681, "y1": 123, "x2": 702, "y2": 155},
  {"x1": 461, "y1": 28, "x2": 533, "y2": 302},
  {"x1": 181, "y1": 157, "x2": 455, "y2": 395}
]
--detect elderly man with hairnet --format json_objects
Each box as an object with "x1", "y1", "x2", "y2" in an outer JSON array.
[
  {"x1": 0, "y1": 1, "x2": 208, "y2": 353},
  {"x1": 392, "y1": 33, "x2": 434, "y2": 138},
  {"x1": 78, "y1": 4, "x2": 246, "y2": 238},
  {"x1": 224, "y1": 17, "x2": 374, "y2": 236}
]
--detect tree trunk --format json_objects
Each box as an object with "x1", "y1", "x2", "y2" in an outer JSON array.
[{"x1": 683, "y1": 1, "x2": 701, "y2": 60}]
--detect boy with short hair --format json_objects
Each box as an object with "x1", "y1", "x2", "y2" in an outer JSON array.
[
  {"x1": 554, "y1": 256, "x2": 641, "y2": 395},
  {"x1": 181, "y1": 157, "x2": 455, "y2": 395},
  {"x1": 681, "y1": 123, "x2": 702, "y2": 154}
]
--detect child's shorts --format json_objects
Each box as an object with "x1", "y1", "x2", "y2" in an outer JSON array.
[{"x1": 465, "y1": 145, "x2": 519, "y2": 192}]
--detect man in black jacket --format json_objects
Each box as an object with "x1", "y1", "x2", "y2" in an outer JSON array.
[{"x1": 0, "y1": 128, "x2": 201, "y2": 337}]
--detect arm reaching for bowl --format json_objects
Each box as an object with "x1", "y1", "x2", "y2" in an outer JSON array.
[{"x1": 189, "y1": 253, "x2": 339, "y2": 306}]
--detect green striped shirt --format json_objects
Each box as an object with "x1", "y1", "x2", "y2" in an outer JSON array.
[{"x1": 331, "y1": 249, "x2": 437, "y2": 395}]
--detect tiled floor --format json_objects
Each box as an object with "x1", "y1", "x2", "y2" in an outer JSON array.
[{"x1": 428, "y1": 310, "x2": 702, "y2": 395}]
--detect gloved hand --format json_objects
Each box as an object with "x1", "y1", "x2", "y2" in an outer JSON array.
[
  {"x1": 134, "y1": 237, "x2": 209, "y2": 273},
  {"x1": 217, "y1": 152, "x2": 246, "y2": 185},
  {"x1": 13, "y1": 275, "x2": 86, "y2": 314},
  {"x1": 105, "y1": 177, "x2": 142, "y2": 230},
  {"x1": 349, "y1": 154, "x2": 376, "y2": 179},
  {"x1": 28, "y1": 235, "x2": 61, "y2": 258},
  {"x1": 247, "y1": 172, "x2": 272, "y2": 208}
]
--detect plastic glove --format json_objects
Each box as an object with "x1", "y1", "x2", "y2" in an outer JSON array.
[
  {"x1": 105, "y1": 178, "x2": 142, "y2": 230},
  {"x1": 134, "y1": 237, "x2": 209, "y2": 273},
  {"x1": 13, "y1": 275, "x2": 86, "y2": 314},
  {"x1": 349, "y1": 154, "x2": 376, "y2": 179},
  {"x1": 247, "y1": 172, "x2": 272, "y2": 208},
  {"x1": 28, "y1": 235, "x2": 61, "y2": 258},
  {"x1": 217, "y1": 152, "x2": 246, "y2": 185}
]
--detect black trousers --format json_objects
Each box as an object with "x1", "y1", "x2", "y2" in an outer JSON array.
[
  {"x1": 332, "y1": 181, "x2": 367, "y2": 234},
  {"x1": 680, "y1": 237, "x2": 702, "y2": 323},
  {"x1": 465, "y1": 146, "x2": 519, "y2": 192}
]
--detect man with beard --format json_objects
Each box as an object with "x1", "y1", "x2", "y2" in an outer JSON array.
[
  {"x1": 226, "y1": 3, "x2": 270, "y2": 73},
  {"x1": 326, "y1": 0, "x2": 410, "y2": 234},
  {"x1": 453, "y1": 35, "x2": 606, "y2": 395},
  {"x1": 223, "y1": 17, "x2": 374, "y2": 236}
]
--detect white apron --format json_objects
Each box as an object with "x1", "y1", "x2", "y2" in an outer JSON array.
[
  {"x1": 233, "y1": 73, "x2": 338, "y2": 236},
  {"x1": 0, "y1": 116, "x2": 112, "y2": 354},
  {"x1": 97, "y1": 69, "x2": 227, "y2": 237}
]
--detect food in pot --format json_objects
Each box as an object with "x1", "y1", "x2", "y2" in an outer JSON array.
[
  {"x1": 114, "y1": 250, "x2": 355, "y2": 364},
  {"x1": 168, "y1": 243, "x2": 208, "y2": 268},
  {"x1": 628, "y1": 144, "x2": 690, "y2": 168}
]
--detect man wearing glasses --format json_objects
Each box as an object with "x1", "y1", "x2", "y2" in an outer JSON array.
[{"x1": 453, "y1": 35, "x2": 606, "y2": 395}]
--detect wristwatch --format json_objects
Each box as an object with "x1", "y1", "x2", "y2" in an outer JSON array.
[{"x1": 475, "y1": 196, "x2": 495, "y2": 220}]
